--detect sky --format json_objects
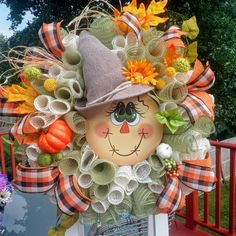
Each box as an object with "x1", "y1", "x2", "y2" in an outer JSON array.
[{"x1": 0, "y1": 3, "x2": 33, "y2": 37}]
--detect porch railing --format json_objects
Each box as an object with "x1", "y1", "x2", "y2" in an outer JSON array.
[{"x1": 0, "y1": 132, "x2": 235, "y2": 235}]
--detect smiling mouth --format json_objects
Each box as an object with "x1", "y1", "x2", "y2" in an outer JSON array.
[{"x1": 103, "y1": 128, "x2": 148, "y2": 157}]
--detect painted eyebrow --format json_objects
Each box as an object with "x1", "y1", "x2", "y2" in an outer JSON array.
[{"x1": 136, "y1": 96, "x2": 149, "y2": 109}]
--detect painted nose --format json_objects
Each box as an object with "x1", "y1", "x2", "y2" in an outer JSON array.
[{"x1": 120, "y1": 121, "x2": 130, "y2": 134}]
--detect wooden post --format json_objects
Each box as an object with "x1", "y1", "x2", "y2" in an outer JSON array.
[
  {"x1": 148, "y1": 214, "x2": 169, "y2": 236},
  {"x1": 185, "y1": 191, "x2": 199, "y2": 231}
]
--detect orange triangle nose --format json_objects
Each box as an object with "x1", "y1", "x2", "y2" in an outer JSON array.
[{"x1": 120, "y1": 121, "x2": 130, "y2": 133}]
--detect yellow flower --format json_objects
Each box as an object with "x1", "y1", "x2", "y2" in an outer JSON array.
[
  {"x1": 165, "y1": 67, "x2": 176, "y2": 77},
  {"x1": 123, "y1": 60, "x2": 161, "y2": 88},
  {"x1": 44, "y1": 78, "x2": 57, "y2": 92},
  {"x1": 122, "y1": 0, "x2": 169, "y2": 30}
]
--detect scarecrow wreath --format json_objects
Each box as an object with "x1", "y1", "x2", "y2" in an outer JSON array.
[{"x1": 0, "y1": 0, "x2": 216, "y2": 234}]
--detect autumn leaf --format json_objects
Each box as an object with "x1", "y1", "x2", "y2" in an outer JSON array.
[
  {"x1": 164, "y1": 44, "x2": 182, "y2": 66},
  {"x1": 182, "y1": 16, "x2": 199, "y2": 40},
  {"x1": 122, "y1": 0, "x2": 169, "y2": 30},
  {"x1": 2, "y1": 80, "x2": 38, "y2": 114},
  {"x1": 185, "y1": 41, "x2": 198, "y2": 63}
]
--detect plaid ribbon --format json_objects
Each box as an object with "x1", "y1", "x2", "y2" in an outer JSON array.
[
  {"x1": 187, "y1": 62, "x2": 215, "y2": 92},
  {"x1": 0, "y1": 100, "x2": 23, "y2": 117},
  {"x1": 14, "y1": 164, "x2": 91, "y2": 215},
  {"x1": 157, "y1": 155, "x2": 216, "y2": 213},
  {"x1": 178, "y1": 161, "x2": 215, "y2": 192},
  {"x1": 0, "y1": 89, "x2": 24, "y2": 117},
  {"x1": 38, "y1": 22, "x2": 65, "y2": 58},
  {"x1": 161, "y1": 26, "x2": 186, "y2": 48},
  {"x1": 179, "y1": 93, "x2": 213, "y2": 122},
  {"x1": 157, "y1": 177, "x2": 184, "y2": 213},
  {"x1": 14, "y1": 164, "x2": 60, "y2": 192},
  {"x1": 179, "y1": 59, "x2": 215, "y2": 123},
  {"x1": 55, "y1": 174, "x2": 91, "y2": 215},
  {"x1": 117, "y1": 11, "x2": 142, "y2": 41}
]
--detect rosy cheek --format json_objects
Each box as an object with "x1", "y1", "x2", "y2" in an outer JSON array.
[
  {"x1": 94, "y1": 122, "x2": 109, "y2": 138},
  {"x1": 138, "y1": 123, "x2": 154, "y2": 139}
]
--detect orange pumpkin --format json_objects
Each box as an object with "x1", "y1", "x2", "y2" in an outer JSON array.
[{"x1": 38, "y1": 120, "x2": 72, "y2": 154}]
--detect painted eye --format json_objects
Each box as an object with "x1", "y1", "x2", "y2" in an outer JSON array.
[
  {"x1": 125, "y1": 102, "x2": 140, "y2": 126},
  {"x1": 110, "y1": 102, "x2": 125, "y2": 125}
]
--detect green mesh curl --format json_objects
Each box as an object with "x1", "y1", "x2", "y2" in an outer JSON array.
[
  {"x1": 132, "y1": 185, "x2": 156, "y2": 219},
  {"x1": 63, "y1": 111, "x2": 88, "y2": 135},
  {"x1": 157, "y1": 81, "x2": 188, "y2": 103},
  {"x1": 145, "y1": 38, "x2": 166, "y2": 64},
  {"x1": 114, "y1": 195, "x2": 133, "y2": 215},
  {"x1": 90, "y1": 17, "x2": 118, "y2": 49},
  {"x1": 92, "y1": 183, "x2": 110, "y2": 200},
  {"x1": 148, "y1": 154, "x2": 165, "y2": 172},
  {"x1": 99, "y1": 207, "x2": 119, "y2": 225},
  {"x1": 54, "y1": 85, "x2": 73, "y2": 102},
  {"x1": 90, "y1": 159, "x2": 117, "y2": 185},
  {"x1": 125, "y1": 44, "x2": 146, "y2": 61},
  {"x1": 142, "y1": 28, "x2": 164, "y2": 45},
  {"x1": 72, "y1": 134, "x2": 86, "y2": 150},
  {"x1": 162, "y1": 130, "x2": 199, "y2": 153},
  {"x1": 153, "y1": 61, "x2": 166, "y2": 77},
  {"x1": 193, "y1": 116, "x2": 215, "y2": 137}
]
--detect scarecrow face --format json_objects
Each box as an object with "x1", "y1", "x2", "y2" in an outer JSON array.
[{"x1": 86, "y1": 94, "x2": 163, "y2": 165}]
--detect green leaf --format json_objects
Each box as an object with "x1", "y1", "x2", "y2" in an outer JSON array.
[
  {"x1": 155, "y1": 113, "x2": 167, "y2": 124},
  {"x1": 155, "y1": 109, "x2": 186, "y2": 134},
  {"x1": 60, "y1": 214, "x2": 79, "y2": 229},
  {"x1": 186, "y1": 41, "x2": 198, "y2": 63},
  {"x1": 182, "y1": 16, "x2": 200, "y2": 40}
]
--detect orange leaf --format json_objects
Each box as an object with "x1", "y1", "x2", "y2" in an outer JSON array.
[{"x1": 164, "y1": 44, "x2": 182, "y2": 66}]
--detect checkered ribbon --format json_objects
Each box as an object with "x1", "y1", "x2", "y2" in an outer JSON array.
[
  {"x1": 157, "y1": 156, "x2": 215, "y2": 213},
  {"x1": 14, "y1": 164, "x2": 91, "y2": 215},
  {"x1": 187, "y1": 62, "x2": 215, "y2": 92},
  {"x1": 178, "y1": 162, "x2": 215, "y2": 192},
  {"x1": 0, "y1": 89, "x2": 24, "y2": 117},
  {"x1": 117, "y1": 11, "x2": 142, "y2": 41},
  {"x1": 14, "y1": 164, "x2": 60, "y2": 192},
  {"x1": 0, "y1": 99, "x2": 23, "y2": 117},
  {"x1": 157, "y1": 177, "x2": 184, "y2": 213},
  {"x1": 55, "y1": 174, "x2": 91, "y2": 215},
  {"x1": 161, "y1": 26, "x2": 185, "y2": 48},
  {"x1": 179, "y1": 59, "x2": 215, "y2": 122},
  {"x1": 38, "y1": 22, "x2": 65, "y2": 58}
]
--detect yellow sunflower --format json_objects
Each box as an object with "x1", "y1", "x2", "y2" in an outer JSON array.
[{"x1": 122, "y1": 59, "x2": 165, "y2": 89}]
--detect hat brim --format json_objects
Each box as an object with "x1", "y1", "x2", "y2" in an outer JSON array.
[{"x1": 75, "y1": 84, "x2": 154, "y2": 118}]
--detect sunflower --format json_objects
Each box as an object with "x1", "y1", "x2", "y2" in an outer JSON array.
[
  {"x1": 123, "y1": 59, "x2": 165, "y2": 89},
  {"x1": 122, "y1": 0, "x2": 169, "y2": 30}
]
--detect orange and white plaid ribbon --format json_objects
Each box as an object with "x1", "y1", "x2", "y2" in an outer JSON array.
[
  {"x1": 161, "y1": 26, "x2": 186, "y2": 48},
  {"x1": 117, "y1": 11, "x2": 142, "y2": 41},
  {"x1": 38, "y1": 22, "x2": 65, "y2": 58},
  {"x1": 179, "y1": 59, "x2": 215, "y2": 123},
  {"x1": 157, "y1": 154, "x2": 216, "y2": 213},
  {"x1": 14, "y1": 164, "x2": 92, "y2": 215}
]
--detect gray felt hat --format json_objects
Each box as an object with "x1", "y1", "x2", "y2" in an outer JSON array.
[{"x1": 75, "y1": 31, "x2": 153, "y2": 117}]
